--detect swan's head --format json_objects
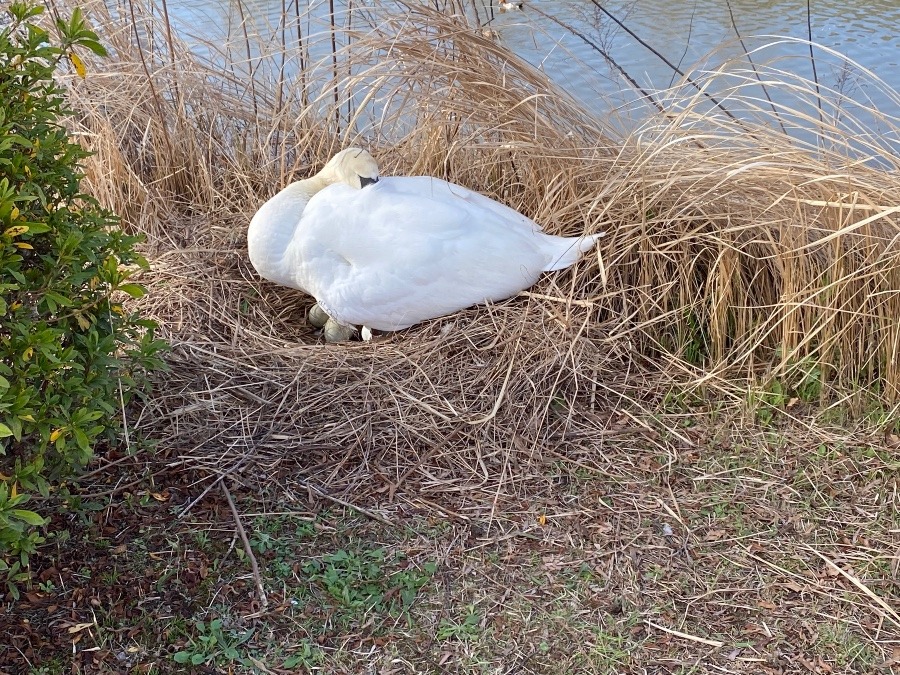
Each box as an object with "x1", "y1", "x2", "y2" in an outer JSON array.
[{"x1": 320, "y1": 148, "x2": 380, "y2": 189}]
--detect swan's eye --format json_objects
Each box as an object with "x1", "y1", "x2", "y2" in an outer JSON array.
[{"x1": 360, "y1": 176, "x2": 379, "y2": 188}]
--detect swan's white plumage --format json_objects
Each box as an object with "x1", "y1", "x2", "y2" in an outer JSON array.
[{"x1": 248, "y1": 149, "x2": 603, "y2": 333}]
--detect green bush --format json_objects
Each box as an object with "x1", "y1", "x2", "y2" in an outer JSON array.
[{"x1": 0, "y1": 2, "x2": 165, "y2": 596}]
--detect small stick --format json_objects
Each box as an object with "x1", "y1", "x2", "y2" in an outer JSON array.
[
  {"x1": 468, "y1": 529, "x2": 542, "y2": 551},
  {"x1": 221, "y1": 481, "x2": 269, "y2": 612},
  {"x1": 724, "y1": 0, "x2": 787, "y2": 136},
  {"x1": 298, "y1": 479, "x2": 393, "y2": 527},
  {"x1": 807, "y1": 547, "x2": 900, "y2": 628},
  {"x1": 520, "y1": 290, "x2": 597, "y2": 309},
  {"x1": 646, "y1": 620, "x2": 724, "y2": 648},
  {"x1": 178, "y1": 454, "x2": 253, "y2": 518}
]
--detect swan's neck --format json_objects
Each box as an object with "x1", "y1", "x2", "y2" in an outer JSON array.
[{"x1": 247, "y1": 176, "x2": 329, "y2": 282}]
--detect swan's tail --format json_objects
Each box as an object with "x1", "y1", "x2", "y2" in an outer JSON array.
[{"x1": 543, "y1": 232, "x2": 605, "y2": 272}]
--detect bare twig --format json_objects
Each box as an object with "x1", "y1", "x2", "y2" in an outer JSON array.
[
  {"x1": 806, "y1": 0, "x2": 823, "y2": 126},
  {"x1": 646, "y1": 620, "x2": 725, "y2": 648},
  {"x1": 222, "y1": 480, "x2": 269, "y2": 612},
  {"x1": 807, "y1": 547, "x2": 900, "y2": 628},
  {"x1": 528, "y1": 5, "x2": 667, "y2": 117},
  {"x1": 724, "y1": 0, "x2": 787, "y2": 136},
  {"x1": 585, "y1": 0, "x2": 744, "y2": 124},
  {"x1": 298, "y1": 479, "x2": 394, "y2": 527}
]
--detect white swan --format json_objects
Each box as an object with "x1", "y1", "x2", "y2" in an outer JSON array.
[{"x1": 248, "y1": 148, "x2": 603, "y2": 342}]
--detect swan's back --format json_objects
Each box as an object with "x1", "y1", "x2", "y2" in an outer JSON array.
[{"x1": 281, "y1": 175, "x2": 599, "y2": 331}]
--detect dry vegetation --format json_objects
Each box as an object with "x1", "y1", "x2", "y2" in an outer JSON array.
[{"x1": 10, "y1": 0, "x2": 900, "y2": 672}]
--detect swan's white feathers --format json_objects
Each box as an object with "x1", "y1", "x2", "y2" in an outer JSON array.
[{"x1": 248, "y1": 149, "x2": 603, "y2": 333}]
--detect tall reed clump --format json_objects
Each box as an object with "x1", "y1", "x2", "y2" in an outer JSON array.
[{"x1": 53, "y1": 0, "x2": 900, "y2": 468}]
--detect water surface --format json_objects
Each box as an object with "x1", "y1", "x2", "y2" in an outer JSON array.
[{"x1": 163, "y1": 0, "x2": 900, "y2": 130}]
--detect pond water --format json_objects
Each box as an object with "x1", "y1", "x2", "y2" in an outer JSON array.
[
  {"x1": 491, "y1": 1, "x2": 900, "y2": 112},
  {"x1": 163, "y1": 0, "x2": 900, "y2": 127}
]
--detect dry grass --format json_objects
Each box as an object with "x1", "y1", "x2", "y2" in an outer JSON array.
[
  {"x1": 64, "y1": 0, "x2": 900, "y2": 403},
  {"x1": 32, "y1": 0, "x2": 900, "y2": 671}
]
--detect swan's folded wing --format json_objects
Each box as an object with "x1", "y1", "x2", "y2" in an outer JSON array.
[
  {"x1": 378, "y1": 176, "x2": 543, "y2": 234},
  {"x1": 289, "y1": 181, "x2": 553, "y2": 330}
]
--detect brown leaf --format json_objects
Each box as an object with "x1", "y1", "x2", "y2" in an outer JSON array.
[
  {"x1": 797, "y1": 655, "x2": 817, "y2": 672},
  {"x1": 880, "y1": 646, "x2": 900, "y2": 669},
  {"x1": 39, "y1": 567, "x2": 59, "y2": 582},
  {"x1": 820, "y1": 562, "x2": 842, "y2": 578}
]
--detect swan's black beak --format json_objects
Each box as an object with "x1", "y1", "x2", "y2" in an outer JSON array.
[{"x1": 360, "y1": 176, "x2": 379, "y2": 188}]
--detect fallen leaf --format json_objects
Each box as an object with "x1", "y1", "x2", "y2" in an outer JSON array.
[
  {"x1": 820, "y1": 562, "x2": 843, "y2": 578},
  {"x1": 797, "y1": 655, "x2": 817, "y2": 672},
  {"x1": 67, "y1": 622, "x2": 94, "y2": 634},
  {"x1": 879, "y1": 646, "x2": 900, "y2": 669}
]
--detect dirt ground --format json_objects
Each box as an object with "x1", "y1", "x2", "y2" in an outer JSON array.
[{"x1": 3, "y1": 407, "x2": 898, "y2": 674}]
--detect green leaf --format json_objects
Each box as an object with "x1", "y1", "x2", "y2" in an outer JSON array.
[
  {"x1": 78, "y1": 38, "x2": 107, "y2": 57},
  {"x1": 0, "y1": 423, "x2": 12, "y2": 438},
  {"x1": 172, "y1": 652, "x2": 191, "y2": 664},
  {"x1": 117, "y1": 283, "x2": 146, "y2": 299},
  {"x1": 73, "y1": 428, "x2": 91, "y2": 452},
  {"x1": 11, "y1": 509, "x2": 46, "y2": 526},
  {"x1": 22, "y1": 222, "x2": 50, "y2": 234},
  {"x1": 6, "y1": 581, "x2": 20, "y2": 601},
  {"x1": 44, "y1": 291, "x2": 73, "y2": 308},
  {"x1": 190, "y1": 653, "x2": 205, "y2": 665}
]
